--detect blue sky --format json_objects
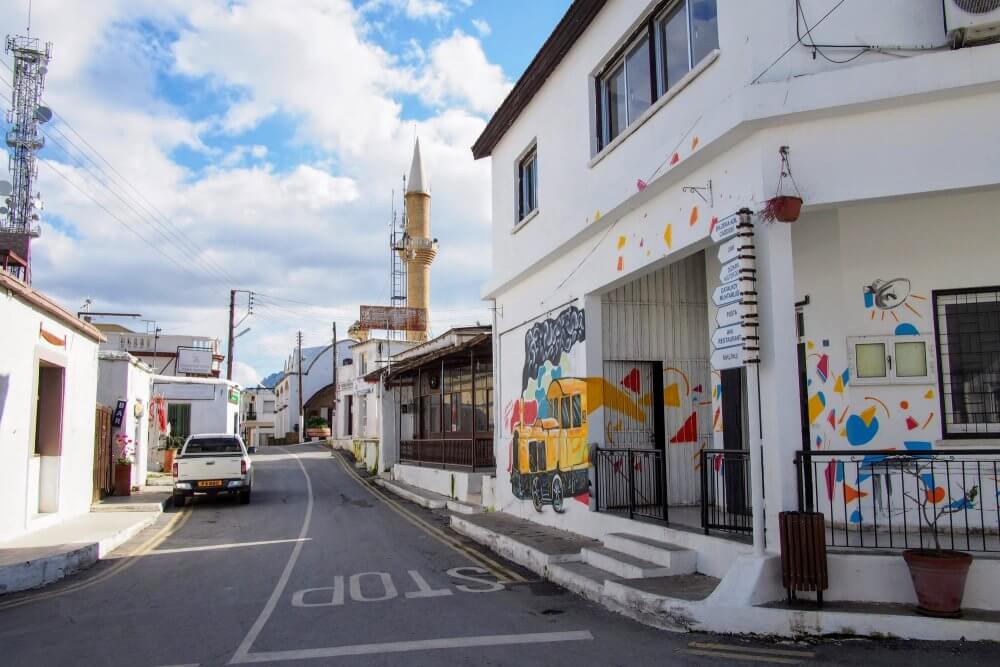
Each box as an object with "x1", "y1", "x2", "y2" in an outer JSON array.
[{"x1": 0, "y1": 0, "x2": 570, "y2": 384}]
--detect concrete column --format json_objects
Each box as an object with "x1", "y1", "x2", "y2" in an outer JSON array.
[{"x1": 754, "y1": 220, "x2": 804, "y2": 550}]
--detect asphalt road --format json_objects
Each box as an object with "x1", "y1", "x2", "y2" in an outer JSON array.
[{"x1": 0, "y1": 443, "x2": 995, "y2": 667}]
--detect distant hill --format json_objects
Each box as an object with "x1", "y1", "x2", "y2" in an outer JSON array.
[{"x1": 260, "y1": 371, "x2": 282, "y2": 389}]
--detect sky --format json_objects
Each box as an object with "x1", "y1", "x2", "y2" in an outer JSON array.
[{"x1": 0, "y1": 0, "x2": 570, "y2": 387}]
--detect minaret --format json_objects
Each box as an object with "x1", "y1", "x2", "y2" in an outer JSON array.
[{"x1": 402, "y1": 139, "x2": 436, "y2": 342}]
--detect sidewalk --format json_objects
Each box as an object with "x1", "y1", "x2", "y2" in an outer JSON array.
[{"x1": 0, "y1": 488, "x2": 169, "y2": 596}]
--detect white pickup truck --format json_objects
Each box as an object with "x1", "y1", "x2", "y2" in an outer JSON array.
[{"x1": 172, "y1": 433, "x2": 254, "y2": 507}]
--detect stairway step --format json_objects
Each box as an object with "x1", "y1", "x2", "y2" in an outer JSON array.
[
  {"x1": 582, "y1": 546, "x2": 674, "y2": 579},
  {"x1": 603, "y1": 533, "x2": 697, "y2": 573},
  {"x1": 547, "y1": 561, "x2": 619, "y2": 603}
]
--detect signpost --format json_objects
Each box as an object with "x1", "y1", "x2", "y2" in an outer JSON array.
[
  {"x1": 716, "y1": 302, "x2": 748, "y2": 328},
  {"x1": 710, "y1": 212, "x2": 741, "y2": 243},
  {"x1": 358, "y1": 305, "x2": 427, "y2": 332},
  {"x1": 712, "y1": 281, "x2": 742, "y2": 307},
  {"x1": 710, "y1": 347, "x2": 745, "y2": 370}
]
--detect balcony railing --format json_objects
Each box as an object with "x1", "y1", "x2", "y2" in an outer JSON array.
[
  {"x1": 796, "y1": 449, "x2": 1000, "y2": 553},
  {"x1": 399, "y1": 438, "x2": 495, "y2": 471},
  {"x1": 700, "y1": 449, "x2": 753, "y2": 536},
  {"x1": 594, "y1": 448, "x2": 668, "y2": 523}
]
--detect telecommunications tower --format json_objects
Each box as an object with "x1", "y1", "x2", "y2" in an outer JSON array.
[
  {"x1": 387, "y1": 179, "x2": 408, "y2": 340},
  {"x1": 0, "y1": 30, "x2": 52, "y2": 284}
]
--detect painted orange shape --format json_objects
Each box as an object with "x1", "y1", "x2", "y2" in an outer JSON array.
[
  {"x1": 616, "y1": 256, "x2": 624, "y2": 272},
  {"x1": 689, "y1": 206, "x2": 699, "y2": 226},
  {"x1": 691, "y1": 136, "x2": 700, "y2": 151},
  {"x1": 843, "y1": 484, "x2": 869, "y2": 503},
  {"x1": 926, "y1": 487, "x2": 946, "y2": 504}
]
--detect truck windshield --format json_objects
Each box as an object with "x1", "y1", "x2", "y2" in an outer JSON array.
[{"x1": 184, "y1": 437, "x2": 242, "y2": 454}]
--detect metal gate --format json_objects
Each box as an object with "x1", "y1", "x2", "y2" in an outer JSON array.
[
  {"x1": 597, "y1": 360, "x2": 667, "y2": 522},
  {"x1": 92, "y1": 405, "x2": 114, "y2": 501}
]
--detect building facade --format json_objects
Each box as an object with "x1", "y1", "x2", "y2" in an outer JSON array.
[
  {"x1": 97, "y1": 351, "x2": 153, "y2": 487},
  {"x1": 97, "y1": 325, "x2": 223, "y2": 378},
  {"x1": 241, "y1": 387, "x2": 276, "y2": 448},
  {"x1": 475, "y1": 0, "x2": 1000, "y2": 622},
  {"x1": 273, "y1": 340, "x2": 352, "y2": 443}
]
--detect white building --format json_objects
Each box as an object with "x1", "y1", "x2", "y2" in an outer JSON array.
[
  {"x1": 97, "y1": 351, "x2": 153, "y2": 487},
  {"x1": 0, "y1": 272, "x2": 104, "y2": 540},
  {"x1": 152, "y1": 375, "x2": 241, "y2": 446},
  {"x1": 474, "y1": 0, "x2": 1000, "y2": 634},
  {"x1": 272, "y1": 340, "x2": 352, "y2": 443},
  {"x1": 241, "y1": 386, "x2": 276, "y2": 448},
  {"x1": 96, "y1": 324, "x2": 223, "y2": 378}
]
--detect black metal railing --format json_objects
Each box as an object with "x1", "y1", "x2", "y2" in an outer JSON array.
[
  {"x1": 700, "y1": 449, "x2": 752, "y2": 535},
  {"x1": 796, "y1": 449, "x2": 1000, "y2": 553},
  {"x1": 594, "y1": 448, "x2": 668, "y2": 522},
  {"x1": 399, "y1": 438, "x2": 495, "y2": 471}
]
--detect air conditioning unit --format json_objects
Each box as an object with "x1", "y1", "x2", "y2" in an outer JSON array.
[{"x1": 945, "y1": 0, "x2": 1000, "y2": 45}]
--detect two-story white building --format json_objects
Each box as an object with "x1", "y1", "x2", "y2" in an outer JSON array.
[
  {"x1": 474, "y1": 0, "x2": 1000, "y2": 637},
  {"x1": 241, "y1": 386, "x2": 276, "y2": 448},
  {"x1": 273, "y1": 340, "x2": 354, "y2": 443},
  {"x1": 95, "y1": 324, "x2": 223, "y2": 378}
]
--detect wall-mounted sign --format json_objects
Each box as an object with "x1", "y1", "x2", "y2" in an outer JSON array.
[
  {"x1": 710, "y1": 212, "x2": 741, "y2": 243},
  {"x1": 154, "y1": 383, "x2": 215, "y2": 401},
  {"x1": 719, "y1": 258, "x2": 751, "y2": 285},
  {"x1": 228, "y1": 388, "x2": 240, "y2": 404},
  {"x1": 359, "y1": 305, "x2": 427, "y2": 332},
  {"x1": 712, "y1": 281, "x2": 742, "y2": 307},
  {"x1": 716, "y1": 302, "x2": 749, "y2": 328},
  {"x1": 112, "y1": 399, "x2": 127, "y2": 427},
  {"x1": 712, "y1": 325, "x2": 744, "y2": 350},
  {"x1": 711, "y1": 346, "x2": 746, "y2": 370},
  {"x1": 717, "y1": 237, "x2": 748, "y2": 265},
  {"x1": 177, "y1": 346, "x2": 214, "y2": 375}
]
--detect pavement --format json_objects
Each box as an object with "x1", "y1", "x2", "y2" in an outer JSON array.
[{"x1": 0, "y1": 443, "x2": 995, "y2": 666}]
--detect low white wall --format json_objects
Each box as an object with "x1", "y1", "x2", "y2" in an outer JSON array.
[
  {"x1": 481, "y1": 475, "x2": 497, "y2": 511},
  {"x1": 392, "y1": 464, "x2": 485, "y2": 503}
]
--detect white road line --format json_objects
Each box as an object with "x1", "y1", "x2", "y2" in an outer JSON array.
[
  {"x1": 230, "y1": 630, "x2": 594, "y2": 663},
  {"x1": 228, "y1": 447, "x2": 314, "y2": 664},
  {"x1": 689, "y1": 641, "x2": 815, "y2": 658},
  {"x1": 683, "y1": 649, "x2": 805, "y2": 664},
  {"x1": 150, "y1": 538, "x2": 311, "y2": 555}
]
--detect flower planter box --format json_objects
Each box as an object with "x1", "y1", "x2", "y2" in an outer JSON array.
[
  {"x1": 114, "y1": 463, "x2": 133, "y2": 496},
  {"x1": 305, "y1": 427, "x2": 331, "y2": 439}
]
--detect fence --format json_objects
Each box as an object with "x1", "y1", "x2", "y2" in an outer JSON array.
[
  {"x1": 399, "y1": 438, "x2": 495, "y2": 471},
  {"x1": 594, "y1": 447, "x2": 668, "y2": 522},
  {"x1": 92, "y1": 405, "x2": 114, "y2": 501},
  {"x1": 699, "y1": 448, "x2": 753, "y2": 536},
  {"x1": 796, "y1": 449, "x2": 1000, "y2": 553}
]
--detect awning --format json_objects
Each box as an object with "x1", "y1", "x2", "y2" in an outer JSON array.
[{"x1": 363, "y1": 333, "x2": 491, "y2": 384}]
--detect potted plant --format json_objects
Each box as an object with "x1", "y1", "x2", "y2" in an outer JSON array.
[
  {"x1": 894, "y1": 454, "x2": 978, "y2": 617},
  {"x1": 759, "y1": 146, "x2": 803, "y2": 223},
  {"x1": 114, "y1": 434, "x2": 136, "y2": 496},
  {"x1": 162, "y1": 435, "x2": 183, "y2": 473},
  {"x1": 305, "y1": 416, "x2": 331, "y2": 440}
]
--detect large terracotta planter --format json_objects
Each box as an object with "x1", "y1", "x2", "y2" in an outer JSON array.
[
  {"x1": 306, "y1": 427, "x2": 331, "y2": 440},
  {"x1": 902, "y1": 549, "x2": 973, "y2": 617},
  {"x1": 114, "y1": 463, "x2": 133, "y2": 496},
  {"x1": 163, "y1": 448, "x2": 175, "y2": 474}
]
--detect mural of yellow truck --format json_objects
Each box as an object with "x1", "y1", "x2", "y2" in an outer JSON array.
[{"x1": 511, "y1": 378, "x2": 590, "y2": 513}]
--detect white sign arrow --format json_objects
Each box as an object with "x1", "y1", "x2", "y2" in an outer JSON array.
[
  {"x1": 710, "y1": 213, "x2": 742, "y2": 243},
  {"x1": 717, "y1": 237, "x2": 751, "y2": 265},
  {"x1": 712, "y1": 325, "x2": 744, "y2": 350},
  {"x1": 711, "y1": 346, "x2": 745, "y2": 370},
  {"x1": 719, "y1": 258, "x2": 747, "y2": 285},
  {"x1": 716, "y1": 303, "x2": 748, "y2": 328},
  {"x1": 712, "y1": 281, "x2": 742, "y2": 307}
]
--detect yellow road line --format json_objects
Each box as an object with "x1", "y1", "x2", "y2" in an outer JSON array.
[
  {"x1": 688, "y1": 642, "x2": 815, "y2": 658},
  {"x1": 334, "y1": 455, "x2": 528, "y2": 584},
  {"x1": 683, "y1": 649, "x2": 806, "y2": 664},
  {"x1": 0, "y1": 508, "x2": 191, "y2": 612}
]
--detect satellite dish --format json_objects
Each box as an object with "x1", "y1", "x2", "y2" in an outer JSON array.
[
  {"x1": 35, "y1": 106, "x2": 53, "y2": 123},
  {"x1": 0, "y1": 181, "x2": 11, "y2": 196}
]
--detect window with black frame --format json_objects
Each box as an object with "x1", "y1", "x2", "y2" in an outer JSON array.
[
  {"x1": 934, "y1": 286, "x2": 1000, "y2": 437},
  {"x1": 596, "y1": 0, "x2": 718, "y2": 150},
  {"x1": 474, "y1": 358, "x2": 493, "y2": 433},
  {"x1": 517, "y1": 146, "x2": 537, "y2": 222}
]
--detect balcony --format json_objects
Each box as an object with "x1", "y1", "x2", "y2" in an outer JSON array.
[{"x1": 399, "y1": 438, "x2": 495, "y2": 471}]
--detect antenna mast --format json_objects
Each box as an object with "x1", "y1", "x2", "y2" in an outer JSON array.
[
  {"x1": 388, "y1": 175, "x2": 408, "y2": 340},
  {"x1": 1, "y1": 27, "x2": 51, "y2": 283}
]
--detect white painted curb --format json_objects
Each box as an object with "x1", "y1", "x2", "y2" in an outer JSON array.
[{"x1": 373, "y1": 478, "x2": 448, "y2": 510}]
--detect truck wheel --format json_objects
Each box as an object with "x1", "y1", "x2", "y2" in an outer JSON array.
[
  {"x1": 530, "y1": 477, "x2": 543, "y2": 513},
  {"x1": 239, "y1": 489, "x2": 251, "y2": 505},
  {"x1": 173, "y1": 494, "x2": 186, "y2": 508},
  {"x1": 551, "y1": 475, "x2": 565, "y2": 514}
]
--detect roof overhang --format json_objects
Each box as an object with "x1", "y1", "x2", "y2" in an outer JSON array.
[{"x1": 364, "y1": 333, "x2": 492, "y2": 384}]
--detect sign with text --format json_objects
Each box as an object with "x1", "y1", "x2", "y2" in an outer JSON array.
[
  {"x1": 359, "y1": 305, "x2": 427, "y2": 332},
  {"x1": 712, "y1": 281, "x2": 742, "y2": 307},
  {"x1": 712, "y1": 325, "x2": 744, "y2": 350},
  {"x1": 710, "y1": 212, "x2": 741, "y2": 243},
  {"x1": 112, "y1": 400, "x2": 126, "y2": 428},
  {"x1": 719, "y1": 258, "x2": 750, "y2": 285},
  {"x1": 177, "y1": 346, "x2": 214, "y2": 375},
  {"x1": 717, "y1": 236, "x2": 750, "y2": 265},
  {"x1": 711, "y1": 346, "x2": 746, "y2": 370},
  {"x1": 716, "y1": 302, "x2": 750, "y2": 328}
]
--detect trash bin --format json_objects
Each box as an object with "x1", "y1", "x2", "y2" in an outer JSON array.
[{"x1": 779, "y1": 511, "x2": 828, "y2": 605}]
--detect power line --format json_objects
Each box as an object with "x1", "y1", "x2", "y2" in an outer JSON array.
[{"x1": 750, "y1": 0, "x2": 848, "y2": 85}]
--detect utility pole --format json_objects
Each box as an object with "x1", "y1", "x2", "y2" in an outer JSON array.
[
  {"x1": 332, "y1": 322, "x2": 337, "y2": 429},
  {"x1": 297, "y1": 330, "x2": 304, "y2": 442},
  {"x1": 226, "y1": 289, "x2": 236, "y2": 381}
]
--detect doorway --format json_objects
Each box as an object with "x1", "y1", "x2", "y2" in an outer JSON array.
[{"x1": 34, "y1": 361, "x2": 65, "y2": 514}]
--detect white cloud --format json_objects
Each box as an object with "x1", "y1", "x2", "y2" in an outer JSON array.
[
  {"x1": 232, "y1": 360, "x2": 261, "y2": 388},
  {"x1": 471, "y1": 18, "x2": 491, "y2": 36},
  {"x1": 416, "y1": 30, "x2": 511, "y2": 115}
]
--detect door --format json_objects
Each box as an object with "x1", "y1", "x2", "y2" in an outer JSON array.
[{"x1": 720, "y1": 367, "x2": 749, "y2": 516}]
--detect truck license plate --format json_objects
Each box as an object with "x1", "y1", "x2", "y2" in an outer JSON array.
[{"x1": 198, "y1": 480, "x2": 223, "y2": 488}]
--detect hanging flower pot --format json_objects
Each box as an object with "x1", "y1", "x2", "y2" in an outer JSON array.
[{"x1": 759, "y1": 146, "x2": 804, "y2": 223}]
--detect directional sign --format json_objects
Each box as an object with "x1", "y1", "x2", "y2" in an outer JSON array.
[
  {"x1": 712, "y1": 281, "x2": 742, "y2": 307},
  {"x1": 717, "y1": 237, "x2": 749, "y2": 265},
  {"x1": 719, "y1": 258, "x2": 748, "y2": 285},
  {"x1": 716, "y1": 302, "x2": 749, "y2": 328},
  {"x1": 712, "y1": 325, "x2": 744, "y2": 350},
  {"x1": 711, "y1": 346, "x2": 745, "y2": 370},
  {"x1": 710, "y1": 213, "x2": 742, "y2": 243}
]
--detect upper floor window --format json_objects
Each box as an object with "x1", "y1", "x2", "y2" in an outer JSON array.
[
  {"x1": 596, "y1": 0, "x2": 718, "y2": 151},
  {"x1": 517, "y1": 146, "x2": 538, "y2": 222}
]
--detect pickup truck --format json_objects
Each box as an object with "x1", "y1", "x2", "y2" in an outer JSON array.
[{"x1": 172, "y1": 433, "x2": 254, "y2": 507}]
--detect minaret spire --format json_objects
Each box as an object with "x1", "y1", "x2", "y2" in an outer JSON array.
[
  {"x1": 406, "y1": 137, "x2": 428, "y2": 195},
  {"x1": 401, "y1": 138, "x2": 436, "y2": 342}
]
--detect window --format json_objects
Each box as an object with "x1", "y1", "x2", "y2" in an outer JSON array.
[
  {"x1": 359, "y1": 395, "x2": 368, "y2": 435},
  {"x1": 934, "y1": 287, "x2": 1000, "y2": 437},
  {"x1": 596, "y1": 1, "x2": 718, "y2": 151},
  {"x1": 167, "y1": 403, "x2": 192, "y2": 440},
  {"x1": 848, "y1": 335, "x2": 935, "y2": 386},
  {"x1": 517, "y1": 146, "x2": 537, "y2": 222},
  {"x1": 183, "y1": 436, "x2": 242, "y2": 455},
  {"x1": 571, "y1": 394, "x2": 583, "y2": 428}
]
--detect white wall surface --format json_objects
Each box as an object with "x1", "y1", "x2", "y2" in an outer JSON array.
[
  {"x1": 153, "y1": 379, "x2": 240, "y2": 437},
  {"x1": 98, "y1": 355, "x2": 152, "y2": 487}
]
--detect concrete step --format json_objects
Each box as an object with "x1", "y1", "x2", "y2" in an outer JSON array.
[
  {"x1": 603, "y1": 532, "x2": 697, "y2": 574},
  {"x1": 547, "y1": 561, "x2": 620, "y2": 603},
  {"x1": 373, "y1": 478, "x2": 448, "y2": 510},
  {"x1": 446, "y1": 499, "x2": 482, "y2": 514},
  {"x1": 582, "y1": 546, "x2": 674, "y2": 579}
]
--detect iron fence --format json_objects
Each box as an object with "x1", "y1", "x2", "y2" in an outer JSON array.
[
  {"x1": 399, "y1": 438, "x2": 495, "y2": 471},
  {"x1": 796, "y1": 449, "x2": 1000, "y2": 553},
  {"x1": 594, "y1": 447, "x2": 668, "y2": 522},
  {"x1": 699, "y1": 449, "x2": 753, "y2": 535}
]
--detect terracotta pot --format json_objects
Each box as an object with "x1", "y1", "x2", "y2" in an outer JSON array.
[
  {"x1": 114, "y1": 463, "x2": 133, "y2": 496},
  {"x1": 770, "y1": 195, "x2": 802, "y2": 222},
  {"x1": 902, "y1": 549, "x2": 973, "y2": 617},
  {"x1": 163, "y1": 448, "x2": 175, "y2": 474}
]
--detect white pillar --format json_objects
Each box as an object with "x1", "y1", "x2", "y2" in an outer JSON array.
[{"x1": 754, "y1": 220, "x2": 804, "y2": 550}]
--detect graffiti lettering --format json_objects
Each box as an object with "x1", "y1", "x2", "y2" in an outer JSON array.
[{"x1": 521, "y1": 306, "x2": 586, "y2": 392}]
